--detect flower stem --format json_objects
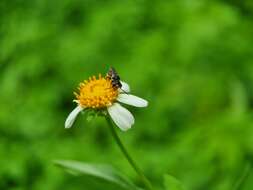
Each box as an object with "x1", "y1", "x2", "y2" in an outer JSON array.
[{"x1": 106, "y1": 117, "x2": 154, "y2": 190}]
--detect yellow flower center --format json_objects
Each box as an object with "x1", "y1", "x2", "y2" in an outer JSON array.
[{"x1": 74, "y1": 74, "x2": 119, "y2": 109}]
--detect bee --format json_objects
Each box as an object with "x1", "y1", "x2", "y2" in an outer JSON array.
[{"x1": 106, "y1": 67, "x2": 123, "y2": 89}]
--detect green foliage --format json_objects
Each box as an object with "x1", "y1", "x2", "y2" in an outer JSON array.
[
  {"x1": 1, "y1": 0, "x2": 253, "y2": 190},
  {"x1": 164, "y1": 175, "x2": 185, "y2": 190},
  {"x1": 55, "y1": 160, "x2": 141, "y2": 190}
]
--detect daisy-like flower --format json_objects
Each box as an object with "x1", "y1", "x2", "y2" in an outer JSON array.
[{"x1": 65, "y1": 73, "x2": 148, "y2": 131}]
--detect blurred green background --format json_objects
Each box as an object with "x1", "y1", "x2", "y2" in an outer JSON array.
[{"x1": 1, "y1": 0, "x2": 253, "y2": 189}]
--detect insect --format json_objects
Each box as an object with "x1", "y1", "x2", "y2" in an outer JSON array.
[{"x1": 106, "y1": 67, "x2": 123, "y2": 89}]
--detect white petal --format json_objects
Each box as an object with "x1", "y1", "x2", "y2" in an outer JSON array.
[
  {"x1": 119, "y1": 81, "x2": 130, "y2": 93},
  {"x1": 107, "y1": 103, "x2": 134, "y2": 131},
  {"x1": 65, "y1": 106, "x2": 84, "y2": 129},
  {"x1": 117, "y1": 94, "x2": 148, "y2": 107}
]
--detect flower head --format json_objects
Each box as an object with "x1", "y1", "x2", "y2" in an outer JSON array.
[
  {"x1": 65, "y1": 69, "x2": 148, "y2": 131},
  {"x1": 75, "y1": 74, "x2": 118, "y2": 109}
]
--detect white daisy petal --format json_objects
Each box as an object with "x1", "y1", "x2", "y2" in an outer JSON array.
[
  {"x1": 107, "y1": 103, "x2": 135, "y2": 131},
  {"x1": 65, "y1": 106, "x2": 84, "y2": 129},
  {"x1": 117, "y1": 94, "x2": 148, "y2": 107},
  {"x1": 119, "y1": 81, "x2": 130, "y2": 93}
]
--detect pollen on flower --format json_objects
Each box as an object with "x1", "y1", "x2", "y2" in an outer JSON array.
[{"x1": 74, "y1": 74, "x2": 119, "y2": 109}]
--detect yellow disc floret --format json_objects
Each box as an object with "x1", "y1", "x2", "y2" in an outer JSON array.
[{"x1": 74, "y1": 74, "x2": 119, "y2": 109}]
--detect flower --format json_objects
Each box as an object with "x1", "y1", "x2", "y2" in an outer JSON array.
[{"x1": 65, "y1": 73, "x2": 148, "y2": 131}]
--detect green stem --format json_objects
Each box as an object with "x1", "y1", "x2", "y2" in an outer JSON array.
[{"x1": 106, "y1": 117, "x2": 154, "y2": 190}]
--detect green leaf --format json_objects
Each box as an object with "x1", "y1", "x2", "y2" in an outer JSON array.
[
  {"x1": 54, "y1": 160, "x2": 141, "y2": 190},
  {"x1": 164, "y1": 174, "x2": 185, "y2": 190}
]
